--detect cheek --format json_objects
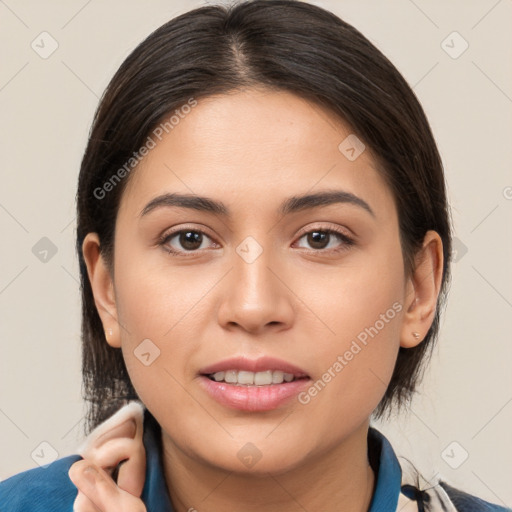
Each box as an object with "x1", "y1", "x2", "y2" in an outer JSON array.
[
  {"x1": 293, "y1": 232, "x2": 405, "y2": 341},
  {"x1": 113, "y1": 241, "x2": 216, "y2": 344},
  {"x1": 111, "y1": 248, "x2": 211, "y2": 407},
  {"x1": 293, "y1": 238, "x2": 405, "y2": 417}
]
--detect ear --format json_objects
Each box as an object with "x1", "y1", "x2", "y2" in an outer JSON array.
[
  {"x1": 400, "y1": 230, "x2": 444, "y2": 348},
  {"x1": 82, "y1": 233, "x2": 121, "y2": 348}
]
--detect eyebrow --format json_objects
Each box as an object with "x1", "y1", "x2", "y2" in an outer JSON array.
[{"x1": 140, "y1": 190, "x2": 375, "y2": 218}]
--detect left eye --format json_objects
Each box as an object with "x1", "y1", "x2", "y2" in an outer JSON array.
[{"x1": 295, "y1": 229, "x2": 354, "y2": 251}]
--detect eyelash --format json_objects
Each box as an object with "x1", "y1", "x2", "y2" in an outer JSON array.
[{"x1": 157, "y1": 226, "x2": 355, "y2": 257}]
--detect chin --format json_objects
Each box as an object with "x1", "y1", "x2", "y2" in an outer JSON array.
[{"x1": 198, "y1": 436, "x2": 310, "y2": 474}]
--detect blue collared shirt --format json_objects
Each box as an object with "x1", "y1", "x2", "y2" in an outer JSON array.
[{"x1": 0, "y1": 408, "x2": 509, "y2": 511}]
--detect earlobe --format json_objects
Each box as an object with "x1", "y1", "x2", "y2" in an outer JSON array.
[
  {"x1": 82, "y1": 233, "x2": 122, "y2": 348},
  {"x1": 399, "y1": 230, "x2": 444, "y2": 349}
]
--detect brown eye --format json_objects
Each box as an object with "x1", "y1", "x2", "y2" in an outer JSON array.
[
  {"x1": 306, "y1": 231, "x2": 330, "y2": 249},
  {"x1": 177, "y1": 231, "x2": 203, "y2": 251},
  {"x1": 160, "y1": 229, "x2": 215, "y2": 255},
  {"x1": 295, "y1": 229, "x2": 354, "y2": 252}
]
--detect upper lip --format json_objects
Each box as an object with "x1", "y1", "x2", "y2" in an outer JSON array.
[{"x1": 199, "y1": 356, "x2": 309, "y2": 378}]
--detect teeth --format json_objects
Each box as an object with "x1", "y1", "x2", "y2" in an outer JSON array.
[
  {"x1": 272, "y1": 370, "x2": 284, "y2": 384},
  {"x1": 238, "y1": 370, "x2": 254, "y2": 385},
  {"x1": 213, "y1": 371, "x2": 225, "y2": 382},
  {"x1": 224, "y1": 370, "x2": 237, "y2": 383},
  {"x1": 254, "y1": 370, "x2": 272, "y2": 385},
  {"x1": 210, "y1": 370, "x2": 298, "y2": 385}
]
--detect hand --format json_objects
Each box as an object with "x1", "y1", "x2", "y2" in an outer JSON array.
[
  {"x1": 68, "y1": 402, "x2": 147, "y2": 511},
  {"x1": 69, "y1": 460, "x2": 147, "y2": 511}
]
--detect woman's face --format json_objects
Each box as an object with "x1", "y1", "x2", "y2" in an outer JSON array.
[{"x1": 96, "y1": 88, "x2": 420, "y2": 473}]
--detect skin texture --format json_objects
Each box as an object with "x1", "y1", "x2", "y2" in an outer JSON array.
[{"x1": 82, "y1": 88, "x2": 443, "y2": 511}]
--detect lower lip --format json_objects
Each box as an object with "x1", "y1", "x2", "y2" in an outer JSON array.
[{"x1": 198, "y1": 375, "x2": 311, "y2": 412}]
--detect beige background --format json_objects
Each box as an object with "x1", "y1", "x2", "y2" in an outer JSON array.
[{"x1": 0, "y1": 0, "x2": 511, "y2": 506}]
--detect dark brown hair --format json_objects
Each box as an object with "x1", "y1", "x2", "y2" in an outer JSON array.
[{"x1": 76, "y1": 0, "x2": 452, "y2": 434}]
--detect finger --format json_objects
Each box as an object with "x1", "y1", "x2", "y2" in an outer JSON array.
[
  {"x1": 69, "y1": 460, "x2": 118, "y2": 501},
  {"x1": 69, "y1": 461, "x2": 105, "y2": 512},
  {"x1": 98, "y1": 411, "x2": 145, "y2": 496},
  {"x1": 73, "y1": 490, "x2": 102, "y2": 512},
  {"x1": 116, "y1": 446, "x2": 146, "y2": 498},
  {"x1": 114, "y1": 414, "x2": 145, "y2": 497},
  {"x1": 82, "y1": 435, "x2": 146, "y2": 495},
  {"x1": 69, "y1": 460, "x2": 147, "y2": 512},
  {"x1": 84, "y1": 438, "x2": 138, "y2": 472}
]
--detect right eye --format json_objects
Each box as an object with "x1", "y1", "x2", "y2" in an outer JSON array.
[{"x1": 158, "y1": 228, "x2": 218, "y2": 256}]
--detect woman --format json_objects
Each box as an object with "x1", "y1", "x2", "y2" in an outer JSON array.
[{"x1": 0, "y1": 1, "x2": 509, "y2": 510}]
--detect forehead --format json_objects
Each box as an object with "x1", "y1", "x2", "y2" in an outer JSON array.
[{"x1": 119, "y1": 88, "x2": 395, "y2": 220}]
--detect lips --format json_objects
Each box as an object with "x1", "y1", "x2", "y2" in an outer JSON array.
[{"x1": 198, "y1": 356, "x2": 311, "y2": 412}]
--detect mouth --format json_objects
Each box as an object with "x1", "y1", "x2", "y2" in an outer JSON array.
[{"x1": 198, "y1": 356, "x2": 311, "y2": 412}]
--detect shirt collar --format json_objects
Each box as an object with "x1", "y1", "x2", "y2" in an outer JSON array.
[
  {"x1": 140, "y1": 409, "x2": 174, "y2": 510},
  {"x1": 139, "y1": 410, "x2": 402, "y2": 511},
  {"x1": 367, "y1": 426, "x2": 403, "y2": 510}
]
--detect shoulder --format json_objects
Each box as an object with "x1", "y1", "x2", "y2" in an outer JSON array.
[
  {"x1": 398, "y1": 458, "x2": 511, "y2": 511},
  {"x1": 439, "y1": 481, "x2": 512, "y2": 511},
  {"x1": 0, "y1": 454, "x2": 82, "y2": 511},
  {"x1": 371, "y1": 428, "x2": 511, "y2": 512},
  {"x1": 400, "y1": 481, "x2": 511, "y2": 511}
]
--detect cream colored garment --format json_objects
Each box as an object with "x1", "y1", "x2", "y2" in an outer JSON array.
[
  {"x1": 398, "y1": 459, "x2": 458, "y2": 512},
  {"x1": 396, "y1": 484, "x2": 459, "y2": 511},
  {"x1": 397, "y1": 491, "x2": 419, "y2": 511}
]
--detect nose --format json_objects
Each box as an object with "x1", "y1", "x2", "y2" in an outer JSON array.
[{"x1": 216, "y1": 244, "x2": 295, "y2": 334}]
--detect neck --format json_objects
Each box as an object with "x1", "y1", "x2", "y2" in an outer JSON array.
[{"x1": 160, "y1": 421, "x2": 375, "y2": 512}]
